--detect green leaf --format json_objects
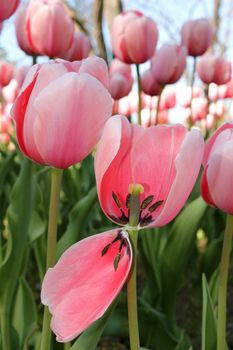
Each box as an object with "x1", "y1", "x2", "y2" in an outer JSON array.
[
  {"x1": 0, "y1": 151, "x2": 16, "y2": 196},
  {"x1": 70, "y1": 298, "x2": 118, "y2": 350},
  {"x1": 160, "y1": 197, "x2": 207, "y2": 321},
  {"x1": 0, "y1": 158, "x2": 35, "y2": 306},
  {"x1": 57, "y1": 186, "x2": 97, "y2": 258},
  {"x1": 11, "y1": 278, "x2": 37, "y2": 350},
  {"x1": 201, "y1": 274, "x2": 217, "y2": 350},
  {"x1": 28, "y1": 211, "x2": 46, "y2": 245}
]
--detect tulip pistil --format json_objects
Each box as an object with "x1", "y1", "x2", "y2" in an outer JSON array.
[{"x1": 110, "y1": 189, "x2": 164, "y2": 227}]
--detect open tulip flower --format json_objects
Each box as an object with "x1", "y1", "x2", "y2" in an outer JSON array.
[
  {"x1": 41, "y1": 115, "x2": 204, "y2": 343},
  {"x1": 95, "y1": 115, "x2": 204, "y2": 228},
  {"x1": 11, "y1": 57, "x2": 112, "y2": 168}
]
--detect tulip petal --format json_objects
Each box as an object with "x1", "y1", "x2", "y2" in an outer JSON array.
[
  {"x1": 33, "y1": 72, "x2": 112, "y2": 168},
  {"x1": 154, "y1": 128, "x2": 204, "y2": 226},
  {"x1": 205, "y1": 140, "x2": 233, "y2": 214},
  {"x1": 41, "y1": 229, "x2": 132, "y2": 342}
]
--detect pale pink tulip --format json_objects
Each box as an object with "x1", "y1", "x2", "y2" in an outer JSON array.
[
  {"x1": 159, "y1": 87, "x2": 176, "y2": 110},
  {"x1": 191, "y1": 97, "x2": 208, "y2": 122},
  {"x1": 201, "y1": 123, "x2": 233, "y2": 214},
  {"x1": 109, "y1": 59, "x2": 133, "y2": 100},
  {"x1": 0, "y1": 0, "x2": 19, "y2": 22},
  {"x1": 14, "y1": 65, "x2": 31, "y2": 89},
  {"x1": 95, "y1": 115, "x2": 204, "y2": 228},
  {"x1": 197, "y1": 55, "x2": 232, "y2": 85},
  {"x1": 2, "y1": 79, "x2": 18, "y2": 103},
  {"x1": 111, "y1": 11, "x2": 158, "y2": 64},
  {"x1": 151, "y1": 45, "x2": 187, "y2": 85},
  {"x1": 59, "y1": 31, "x2": 92, "y2": 61},
  {"x1": 218, "y1": 79, "x2": 233, "y2": 99},
  {"x1": 0, "y1": 62, "x2": 14, "y2": 87},
  {"x1": 181, "y1": 18, "x2": 214, "y2": 57},
  {"x1": 109, "y1": 59, "x2": 131, "y2": 77},
  {"x1": 114, "y1": 96, "x2": 131, "y2": 117},
  {"x1": 15, "y1": 5, "x2": 35, "y2": 56},
  {"x1": 26, "y1": 0, "x2": 74, "y2": 57},
  {"x1": 11, "y1": 57, "x2": 112, "y2": 168},
  {"x1": 41, "y1": 229, "x2": 132, "y2": 342}
]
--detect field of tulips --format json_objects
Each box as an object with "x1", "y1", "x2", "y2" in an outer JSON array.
[{"x1": 1, "y1": 1, "x2": 233, "y2": 350}]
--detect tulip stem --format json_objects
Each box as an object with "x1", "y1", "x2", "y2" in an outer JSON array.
[
  {"x1": 155, "y1": 86, "x2": 163, "y2": 125},
  {"x1": 217, "y1": 214, "x2": 233, "y2": 350},
  {"x1": 136, "y1": 64, "x2": 142, "y2": 125},
  {"x1": 40, "y1": 168, "x2": 63, "y2": 350},
  {"x1": 32, "y1": 55, "x2": 37, "y2": 65},
  {"x1": 127, "y1": 185, "x2": 142, "y2": 350}
]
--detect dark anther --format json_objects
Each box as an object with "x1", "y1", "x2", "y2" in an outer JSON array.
[
  {"x1": 125, "y1": 193, "x2": 131, "y2": 208},
  {"x1": 141, "y1": 195, "x2": 154, "y2": 209},
  {"x1": 112, "y1": 191, "x2": 121, "y2": 208},
  {"x1": 108, "y1": 214, "x2": 128, "y2": 225},
  {"x1": 148, "y1": 200, "x2": 164, "y2": 212},
  {"x1": 101, "y1": 244, "x2": 111, "y2": 256},
  {"x1": 114, "y1": 253, "x2": 121, "y2": 271},
  {"x1": 119, "y1": 209, "x2": 129, "y2": 224},
  {"x1": 119, "y1": 238, "x2": 127, "y2": 253},
  {"x1": 111, "y1": 232, "x2": 122, "y2": 244},
  {"x1": 140, "y1": 213, "x2": 153, "y2": 227}
]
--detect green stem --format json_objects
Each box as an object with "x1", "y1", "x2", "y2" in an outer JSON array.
[
  {"x1": 40, "y1": 168, "x2": 63, "y2": 350},
  {"x1": 217, "y1": 214, "x2": 233, "y2": 350},
  {"x1": 136, "y1": 64, "x2": 142, "y2": 125},
  {"x1": 0, "y1": 310, "x2": 10, "y2": 350},
  {"x1": 32, "y1": 55, "x2": 37, "y2": 65},
  {"x1": 127, "y1": 185, "x2": 142, "y2": 350}
]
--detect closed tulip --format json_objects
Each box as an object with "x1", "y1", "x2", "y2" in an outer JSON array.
[
  {"x1": 0, "y1": 0, "x2": 19, "y2": 22},
  {"x1": 201, "y1": 123, "x2": 233, "y2": 214},
  {"x1": 15, "y1": 5, "x2": 35, "y2": 56},
  {"x1": 197, "y1": 54, "x2": 232, "y2": 85},
  {"x1": 59, "y1": 31, "x2": 92, "y2": 61},
  {"x1": 141, "y1": 69, "x2": 161, "y2": 96},
  {"x1": 0, "y1": 62, "x2": 14, "y2": 87},
  {"x1": 181, "y1": 18, "x2": 214, "y2": 57},
  {"x1": 95, "y1": 115, "x2": 204, "y2": 228},
  {"x1": 151, "y1": 44, "x2": 187, "y2": 85},
  {"x1": 11, "y1": 57, "x2": 112, "y2": 168},
  {"x1": 26, "y1": 0, "x2": 74, "y2": 57},
  {"x1": 111, "y1": 11, "x2": 158, "y2": 64},
  {"x1": 109, "y1": 59, "x2": 133, "y2": 100}
]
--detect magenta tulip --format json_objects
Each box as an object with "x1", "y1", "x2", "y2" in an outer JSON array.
[
  {"x1": 59, "y1": 31, "x2": 92, "y2": 61},
  {"x1": 201, "y1": 123, "x2": 233, "y2": 214},
  {"x1": 111, "y1": 11, "x2": 158, "y2": 64},
  {"x1": 181, "y1": 18, "x2": 214, "y2": 57},
  {"x1": 0, "y1": 0, "x2": 19, "y2": 22},
  {"x1": 41, "y1": 229, "x2": 132, "y2": 342},
  {"x1": 151, "y1": 44, "x2": 187, "y2": 85},
  {"x1": 95, "y1": 115, "x2": 204, "y2": 228},
  {"x1": 197, "y1": 54, "x2": 232, "y2": 85},
  {"x1": 11, "y1": 57, "x2": 112, "y2": 168},
  {"x1": 26, "y1": 0, "x2": 74, "y2": 57}
]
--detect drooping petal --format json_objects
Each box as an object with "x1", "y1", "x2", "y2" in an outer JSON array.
[
  {"x1": 154, "y1": 128, "x2": 204, "y2": 226},
  {"x1": 33, "y1": 72, "x2": 112, "y2": 168},
  {"x1": 41, "y1": 229, "x2": 132, "y2": 342}
]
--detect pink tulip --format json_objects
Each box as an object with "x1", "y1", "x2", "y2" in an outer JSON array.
[
  {"x1": 218, "y1": 79, "x2": 233, "y2": 99},
  {"x1": 111, "y1": 11, "x2": 158, "y2": 64},
  {"x1": 11, "y1": 57, "x2": 112, "y2": 168},
  {"x1": 141, "y1": 69, "x2": 161, "y2": 96},
  {"x1": 41, "y1": 229, "x2": 132, "y2": 342},
  {"x1": 2, "y1": 79, "x2": 18, "y2": 103},
  {"x1": 159, "y1": 87, "x2": 176, "y2": 110},
  {"x1": 95, "y1": 115, "x2": 204, "y2": 227},
  {"x1": 191, "y1": 97, "x2": 208, "y2": 122},
  {"x1": 181, "y1": 18, "x2": 214, "y2": 57},
  {"x1": 0, "y1": 62, "x2": 14, "y2": 87},
  {"x1": 201, "y1": 123, "x2": 233, "y2": 214},
  {"x1": 15, "y1": 5, "x2": 35, "y2": 56},
  {"x1": 14, "y1": 65, "x2": 31, "y2": 89},
  {"x1": 197, "y1": 55, "x2": 232, "y2": 85},
  {"x1": 141, "y1": 108, "x2": 168, "y2": 127},
  {"x1": 59, "y1": 31, "x2": 92, "y2": 61},
  {"x1": 113, "y1": 96, "x2": 131, "y2": 117},
  {"x1": 109, "y1": 60, "x2": 133, "y2": 100},
  {"x1": 0, "y1": 0, "x2": 19, "y2": 22},
  {"x1": 151, "y1": 44, "x2": 187, "y2": 85},
  {"x1": 26, "y1": 0, "x2": 74, "y2": 57}
]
